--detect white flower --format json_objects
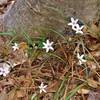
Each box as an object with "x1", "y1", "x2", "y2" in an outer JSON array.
[
  {"x1": 68, "y1": 17, "x2": 84, "y2": 34},
  {"x1": 38, "y1": 82, "x2": 47, "y2": 94},
  {"x1": 68, "y1": 17, "x2": 78, "y2": 26},
  {"x1": 77, "y1": 53, "x2": 87, "y2": 65},
  {"x1": 0, "y1": 63, "x2": 11, "y2": 77},
  {"x1": 12, "y1": 43, "x2": 19, "y2": 51},
  {"x1": 73, "y1": 25, "x2": 84, "y2": 34},
  {"x1": 43, "y1": 39, "x2": 54, "y2": 52}
]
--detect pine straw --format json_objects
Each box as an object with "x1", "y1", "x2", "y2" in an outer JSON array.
[{"x1": 0, "y1": 33, "x2": 100, "y2": 100}]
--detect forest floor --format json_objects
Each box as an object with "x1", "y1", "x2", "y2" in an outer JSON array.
[{"x1": 0, "y1": 0, "x2": 100, "y2": 100}]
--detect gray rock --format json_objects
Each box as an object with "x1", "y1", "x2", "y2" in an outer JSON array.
[{"x1": 1, "y1": 0, "x2": 100, "y2": 34}]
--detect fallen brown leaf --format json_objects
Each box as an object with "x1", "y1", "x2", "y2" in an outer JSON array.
[
  {"x1": 87, "y1": 79, "x2": 98, "y2": 88},
  {"x1": 78, "y1": 88, "x2": 90, "y2": 94}
]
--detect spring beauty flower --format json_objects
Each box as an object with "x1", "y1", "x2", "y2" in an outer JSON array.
[
  {"x1": 77, "y1": 53, "x2": 87, "y2": 65},
  {"x1": 68, "y1": 17, "x2": 78, "y2": 27},
  {"x1": 39, "y1": 82, "x2": 47, "y2": 94},
  {"x1": 42, "y1": 39, "x2": 54, "y2": 52},
  {"x1": 73, "y1": 25, "x2": 84, "y2": 34},
  {"x1": 68, "y1": 17, "x2": 84, "y2": 34},
  {"x1": 12, "y1": 43, "x2": 19, "y2": 51}
]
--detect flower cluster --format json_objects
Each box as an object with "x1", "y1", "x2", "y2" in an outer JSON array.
[
  {"x1": 68, "y1": 17, "x2": 84, "y2": 34},
  {"x1": 0, "y1": 43, "x2": 20, "y2": 77},
  {"x1": 12, "y1": 40, "x2": 54, "y2": 53}
]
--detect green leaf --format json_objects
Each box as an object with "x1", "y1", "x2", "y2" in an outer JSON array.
[
  {"x1": 31, "y1": 93, "x2": 37, "y2": 100},
  {"x1": 22, "y1": 32, "x2": 33, "y2": 45},
  {"x1": 53, "y1": 76, "x2": 68, "y2": 100},
  {"x1": 0, "y1": 32, "x2": 16, "y2": 36},
  {"x1": 66, "y1": 84, "x2": 84, "y2": 100},
  {"x1": 37, "y1": 37, "x2": 45, "y2": 48}
]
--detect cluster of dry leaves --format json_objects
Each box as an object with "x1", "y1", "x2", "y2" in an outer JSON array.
[{"x1": 0, "y1": 25, "x2": 99, "y2": 100}]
